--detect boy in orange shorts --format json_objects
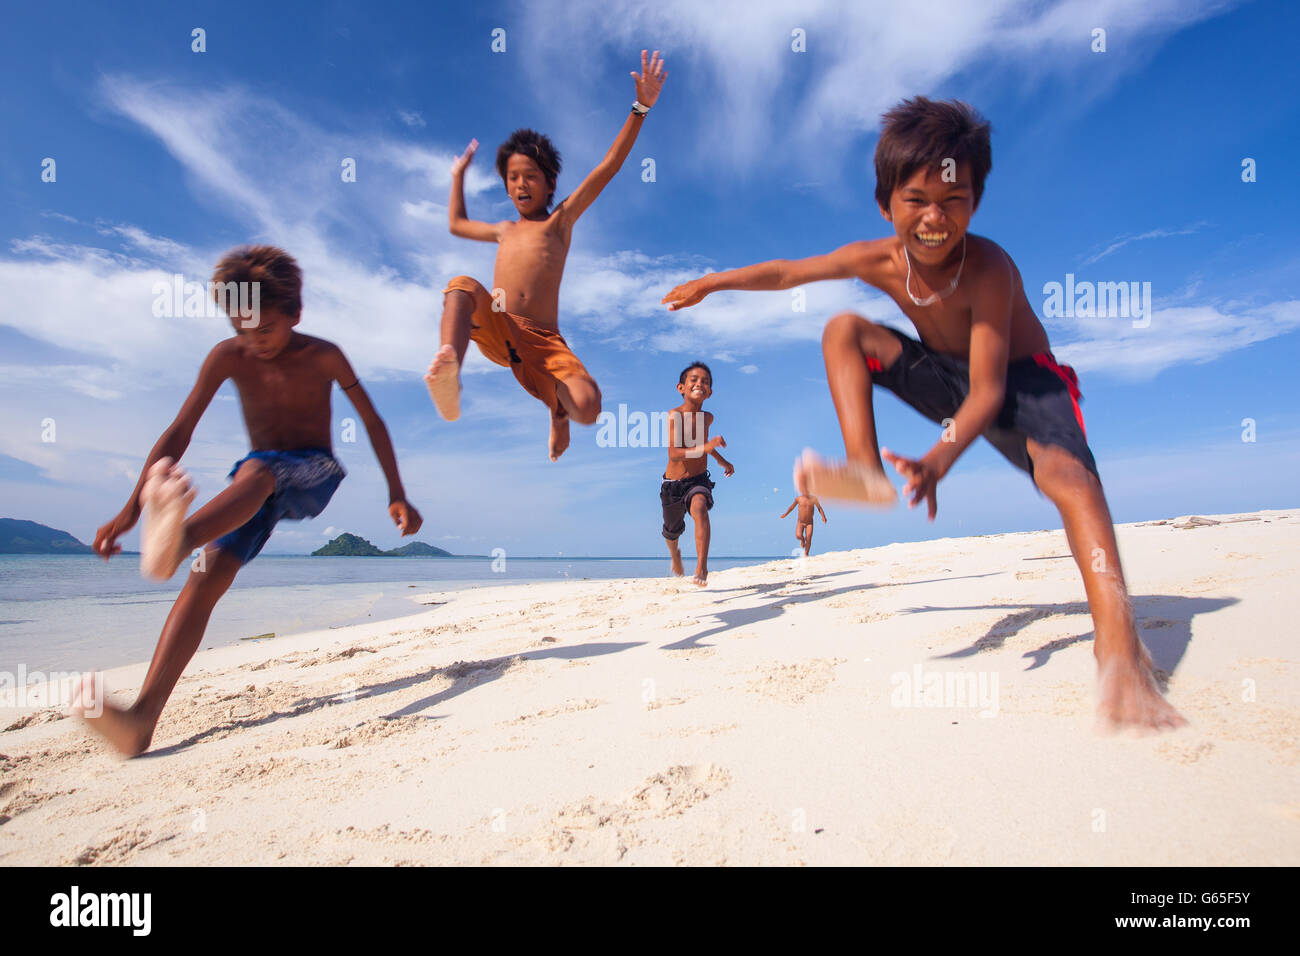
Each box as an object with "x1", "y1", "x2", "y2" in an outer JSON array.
[{"x1": 426, "y1": 50, "x2": 667, "y2": 461}]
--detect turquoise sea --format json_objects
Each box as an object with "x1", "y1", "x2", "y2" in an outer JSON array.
[{"x1": 0, "y1": 554, "x2": 777, "y2": 674}]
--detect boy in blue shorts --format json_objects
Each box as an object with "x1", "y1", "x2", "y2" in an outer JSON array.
[
  {"x1": 663, "y1": 98, "x2": 1183, "y2": 732},
  {"x1": 79, "y1": 245, "x2": 422, "y2": 755}
]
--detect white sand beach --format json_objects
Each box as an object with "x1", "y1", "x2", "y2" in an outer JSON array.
[{"x1": 1, "y1": 509, "x2": 1296, "y2": 866}]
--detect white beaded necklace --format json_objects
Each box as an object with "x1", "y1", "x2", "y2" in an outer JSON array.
[{"x1": 904, "y1": 234, "x2": 966, "y2": 306}]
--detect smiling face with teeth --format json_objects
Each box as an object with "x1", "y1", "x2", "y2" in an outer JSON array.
[
  {"x1": 677, "y1": 365, "x2": 713, "y2": 407},
  {"x1": 880, "y1": 162, "x2": 975, "y2": 265}
]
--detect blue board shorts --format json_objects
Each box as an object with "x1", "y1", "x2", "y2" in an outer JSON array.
[{"x1": 214, "y1": 448, "x2": 346, "y2": 565}]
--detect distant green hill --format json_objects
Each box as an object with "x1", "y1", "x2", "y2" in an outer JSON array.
[
  {"x1": 384, "y1": 541, "x2": 455, "y2": 557},
  {"x1": 0, "y1": 518, "x2": 93, "y2": 554},
  {"x1": 312, "y1": 533, "x2": 455, "y2": 557}
]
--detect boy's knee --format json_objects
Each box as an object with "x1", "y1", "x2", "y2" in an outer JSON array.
[
  {"x1": 563, "y1": 378, "x2": 602, "y2": 425},
  {"x1": 1031, "y1": 444, "x2": 1098, "y2": 498},
  {"x1": 689, "y1": 496, "x2": 710, "y2": 518},
  {"x1": 822, "y1": 311, "x2": 868, "y2": 346},
  {"x1": 569, "y1": 398, "x2": 600, "y2": 425}
]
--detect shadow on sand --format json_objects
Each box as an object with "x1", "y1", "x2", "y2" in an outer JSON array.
[
  {"x1": 143, "y1": 640, "x2": 643, "y2": 758},
  {"x1": 661, "y1": 570, "x2": 1001, "y2": 650},
  {"x1": 901, "y1": 594, "x2": 1238, "y2": 675}
]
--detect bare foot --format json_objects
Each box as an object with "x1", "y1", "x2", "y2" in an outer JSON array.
[
  {"x1": 668, "y1": 547, "x2": 684, "y2": 577},
  {"x1": 801, "y1": 448, "x2": 897, "y2": 506},
  {"x1": 424, "y1": 344, "x2": 462, "y2": 421},
  {"x1": 67, "y1": 674, "x2": 153, "y2": 757},
  {"x1": 1096, "y1": 650, "x2": 1187, "y2": 734},
  {"x1": 140, "y1": 458, "x2": 196, "y2": 580},
  {"x1": 549, "y1": 412, "x2": 570, "y2": 461},
  {"x1": 694, "y1": 566, "x2": 707, "y2": 587}
]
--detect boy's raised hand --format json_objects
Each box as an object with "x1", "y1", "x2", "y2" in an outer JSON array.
[
  {"x1": 631, "y1": 49, "x2": 667, "y2": 107},
  {"x1": 882, "y1": 448, "x2": 939, "y2": 521},
  {"x1": 389, "y1": 500, "x2": 423, "y2": 536},
  {"x1": 451, "y1": 139, "x2": 479, "y2": 177},
  {"x1": 662, "y1": 277, "x2": 711, "y2": 311}
]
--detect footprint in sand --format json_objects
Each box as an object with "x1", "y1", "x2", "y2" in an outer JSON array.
[
  {"x1": 542, "y1": 763, "x2": 732, "y2": 859},
  {"x1": 745, "y1": 658, "x2": 847, "y2": 704},
  {"x1": 501, "y1": 699, "x2": 604, "y2": 726}
]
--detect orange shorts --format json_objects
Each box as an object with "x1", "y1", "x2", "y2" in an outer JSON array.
[{"x1": 443, "y1": 275, "x2": 592, "y2": 417}]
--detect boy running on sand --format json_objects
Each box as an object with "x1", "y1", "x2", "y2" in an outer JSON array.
[
  {"x1": 661, "y1": 363, "x2": 734, "y2": 586},
  {"x1": 662, "y1": 97, "x2": 1184, "y2": 732},
  {"x1": 426, "y1": 50, "x2": 667, "y2": 462},
  {"x1": 781, "y1": 494, "x2": 827, "y2": 557},
  {"x1": 78, "y1": 246, "x2": 422, "y2": 756}
]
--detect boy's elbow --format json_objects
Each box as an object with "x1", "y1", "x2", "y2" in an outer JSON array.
[{"x1": 774, "y1": 261, "x2": 803, "y2": 290}]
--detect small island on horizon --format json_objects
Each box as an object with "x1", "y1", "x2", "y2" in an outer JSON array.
[{"x1": 313, "y1": 532, "x2": 465, "y2": 558}]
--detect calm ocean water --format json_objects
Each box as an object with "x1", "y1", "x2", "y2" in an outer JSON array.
[{"x1": 0, "y1": 554, "x2": 775, "y2": 674}]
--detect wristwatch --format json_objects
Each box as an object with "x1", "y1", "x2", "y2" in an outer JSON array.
[{"x1": 631, "y1": 100, "x2": 650, "y2": 115}]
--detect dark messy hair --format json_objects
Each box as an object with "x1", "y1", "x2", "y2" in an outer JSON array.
[
  {"x1": 874, "y1": 97, "x2": 992, "y2": 211},
  {"x1": 211, "y1": 244, "x2": 302, "y2": 318},
  {"x1": 496, "y1": 129, "x2": 562, "y2": 208},
  {"x1": 679, "y1": 362, "x2": 713, "y2": 386}
]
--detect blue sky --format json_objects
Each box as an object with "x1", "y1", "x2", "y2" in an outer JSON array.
[{"x1": 2, "y1": 0, "x2": 1297, "y2": 558}]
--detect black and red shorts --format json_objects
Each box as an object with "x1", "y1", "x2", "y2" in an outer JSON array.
[
  {"x1": 660, "y1": 471, "x2": 715, "y2": 541},
  {"x1": 869, "y1": 327, "x2": 1099, "y2": 480}
]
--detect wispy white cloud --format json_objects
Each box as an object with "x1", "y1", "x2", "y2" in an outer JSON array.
[
  {"x1": 1079, "y1": 222, "x2": 1209, "y2": 267},
  {"x1": 512, "y1": 0, "x2": 1241, "y2": 176},
  {"x1": 0, "y1": 364, "x2": 123, "y2": 402},
  {"x1": 397, "y1": 109, "x2": 426, "y2": 129},
  {"x1": 1054, "y1": 299, "x2": 1300, "y2": 378}
]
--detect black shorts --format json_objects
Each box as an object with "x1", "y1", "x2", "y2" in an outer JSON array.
[
  {"x1": 871, "y1": 327, "x2": 1099, "y2": 479},
  {"x1": 660, "y1": 471, "x2": 715, "y2": 541}
]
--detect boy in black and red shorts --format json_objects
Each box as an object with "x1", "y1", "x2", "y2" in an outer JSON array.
[
  {"x1": 661, "y1": 362, "x2": 734, "y2": 587},
  {"x1": 663, "y1": 97, "x2": 1183, "y2": 733}
]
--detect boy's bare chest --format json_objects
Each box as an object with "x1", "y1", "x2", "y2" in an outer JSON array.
[
  {"x1": 497, "y1": 222, "x2": 571, "y2": 274},
  {"x1": 231, "y1": 354, "x2": 332, "y2": 414},
  {"x1": 879, "y1": 278, "x2": 973, "y2": 356}
]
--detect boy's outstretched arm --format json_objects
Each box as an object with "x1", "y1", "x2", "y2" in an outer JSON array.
[
  {"x1": 816, "y1": 501, "x2": 828, "y2": 523},
  {"x1": 448, "y1": 139, "x2": 507, "y2": 242},
  {"x1": 883, "y1": 251, "x2": 1013, "y2": 519},
  {"x1": 328, "y1": 347, "x2": 423, "y2": 536},
  {"x1": 662, "y1": 240, "x2": 878, "y2": 311},
  {"x1": 93, "y1": 344, "x2": 232, "y2": 558},
  {"x1": 558, "y1": 50, "x2": 666, "y2": 225},
  {"x1": 779, "y1": 500, "x2": 797, "y2": 518}
]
